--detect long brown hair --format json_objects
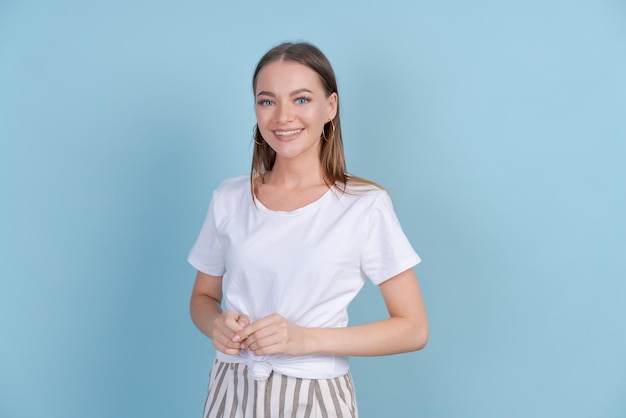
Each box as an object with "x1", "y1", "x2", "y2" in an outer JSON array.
[{"x1": 250, "y1": 42, "x2": 381, "y2": 193}]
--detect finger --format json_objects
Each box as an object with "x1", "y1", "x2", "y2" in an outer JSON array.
[
  {"x1": 223, "y1": 311, "x2": 244, "y2": 332},
  {"x1": 238, "y1": 314, "x2": 251, "y2": 328},
  {"x1": 243, "y1": 314, "x2": 277, "y2": 336},
  {"x1": 215, "y1": 330, "x2": 237, "y2": 347},
  {"x1": 214, "y1": 341, "x2": 243, "y2": 356},
  {"x1": 243, "y1": 325, "x2": 284, "y2": 351},
  {"x1": 215, "y1": 329, "x2": 247, "y2": 352},
  {"x1": 249, "y1": 338, "x2": 283, "y2": 356},
  {"x1": 230, "y1": 316, "x2": 249, "y2": 341},
  {"x1": 232, "y1": 315, "x2": 251, "y2": 342}
]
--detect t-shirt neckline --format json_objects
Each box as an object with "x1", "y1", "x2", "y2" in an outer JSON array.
[{"x1": 252, "y1": 186, "x2": 335, "y2": 216}]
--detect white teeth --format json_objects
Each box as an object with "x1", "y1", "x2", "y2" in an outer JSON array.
[{"x1": 275, "y1": 129, "x2": 303, "y2": 136}]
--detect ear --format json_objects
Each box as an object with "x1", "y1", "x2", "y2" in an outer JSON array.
[{"x1": 327, "y1": 92, "x2": 338, "y2": 121}]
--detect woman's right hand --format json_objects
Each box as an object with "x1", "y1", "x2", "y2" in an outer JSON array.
[
  {"x1": 211, "y1": 310, "x2": 250, "y2": 355},
  {"x1": 190, "y1": 272, "x2": 251, "y2": 355}
]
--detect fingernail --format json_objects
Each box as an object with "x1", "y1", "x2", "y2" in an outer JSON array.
[{"x1": 232, "y1": 335, "x2": 241, "y2": 342}]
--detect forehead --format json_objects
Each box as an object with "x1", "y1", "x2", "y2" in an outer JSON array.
[{"x1": 255, "y1": 60, "x2": 324, "y2": 93}]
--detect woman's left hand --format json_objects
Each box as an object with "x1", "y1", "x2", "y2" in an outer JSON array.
[{"x1": 240, "y1": 313, "x2": 309, "y2": 356}]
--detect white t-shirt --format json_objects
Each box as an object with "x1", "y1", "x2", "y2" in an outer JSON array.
[{"x1": 188, "y1": 175, "x2": 420, "y2": 380}]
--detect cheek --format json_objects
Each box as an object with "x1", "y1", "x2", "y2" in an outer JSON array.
[
  {"x1": 255, "y1": 112, "x2": 275, "y2": 140},
  {"x1": 315, "y1": 102, "x2": 332, "y2": 120},
  {"x1": 255, "y1": 108, "x2": 271, "y2": 126}
]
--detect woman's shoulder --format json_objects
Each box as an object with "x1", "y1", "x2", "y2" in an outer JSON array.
[
  {"x1": 215, "y1": 174, "x2": 249, "y2": 192},
  {"x1": 211, "y1": 174, "x2": 250, "y2": 204},
  {"x1": 341, "y1": 175, "x2": 388, "y2": 198},
  {"x1": 343, "y1": 183, "x2": 384, "y2": 194},
  {"x1": 333, "y1": 179, "x2": 390, "y2": 209}
]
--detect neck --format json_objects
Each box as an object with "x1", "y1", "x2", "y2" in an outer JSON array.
[{"x1": 267, "y1": 157, "x2": 325, "y2": 189}]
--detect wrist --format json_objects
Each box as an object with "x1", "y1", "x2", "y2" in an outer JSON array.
[{"x1": 303, "y1": 327, "x2": 323, "y2": 356}]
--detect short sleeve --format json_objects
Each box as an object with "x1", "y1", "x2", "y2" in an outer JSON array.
[
  {"x1": 187, "y1": 194, "x2": 226, "y2": 276},
  {"x1": 360, "y1": 192, "x2": 421, "y2": 285}
]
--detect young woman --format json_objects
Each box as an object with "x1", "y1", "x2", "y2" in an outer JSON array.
[{"x1": 189, "y1": 42, "x2": 428, "y2": 418}]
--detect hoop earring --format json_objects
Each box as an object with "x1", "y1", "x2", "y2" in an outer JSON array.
[
  {"x1": 322, "y1": 120, "x2": 336, "y2": 142},
  {"x1": 253, "y1": 124, "x2": 264, "y2": 146}
]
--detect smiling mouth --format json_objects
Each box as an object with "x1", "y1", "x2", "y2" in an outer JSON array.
[{"x1": 273, "y1": 128, "x2": 304, "y2": 137}]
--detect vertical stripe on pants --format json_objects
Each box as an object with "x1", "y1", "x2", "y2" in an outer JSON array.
[{"x1": 203, "y1": 360, "x2": 358, "y2": 418}]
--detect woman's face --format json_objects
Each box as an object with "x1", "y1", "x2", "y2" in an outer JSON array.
[{"x1": 254, "y1": 60, "x2": 337, "y2": 164}]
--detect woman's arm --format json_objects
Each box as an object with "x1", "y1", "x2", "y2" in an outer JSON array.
[
  {"x1": 239, "y1": 268, "x2": 428, "y2": 357},
  {"x1": 189, "y1": 271, "x2": 250, "y2": 355}
]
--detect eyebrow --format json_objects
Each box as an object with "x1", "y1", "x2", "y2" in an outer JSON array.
[{"x1": 256, "y1": 88, "x2": 314, "y2": 97}]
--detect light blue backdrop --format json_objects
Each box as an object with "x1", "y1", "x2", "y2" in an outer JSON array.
[{"x1": 1, "y1": 1, "x2": 624, "y2": 417}]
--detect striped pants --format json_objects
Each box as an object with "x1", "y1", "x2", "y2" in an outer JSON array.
[{"x1": 204, "y1": 360, "x2": 358, "y2": 418}]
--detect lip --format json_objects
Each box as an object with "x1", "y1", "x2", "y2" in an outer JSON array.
[{"x1": 271, "y1": 128, "x2": 304, "y2": 141}]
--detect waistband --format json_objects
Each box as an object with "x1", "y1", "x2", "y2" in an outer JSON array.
[{"x1": 216, "y1": 350, "x2": 348, "y2": 381}]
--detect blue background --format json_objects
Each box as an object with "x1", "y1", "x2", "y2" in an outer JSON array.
[{"x1": 1, "y1": 1, "x2": 625, "y2": 417}]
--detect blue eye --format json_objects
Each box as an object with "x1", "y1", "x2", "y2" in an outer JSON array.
[
  {"x1": 257, "y1": 100, "x2": 274, "y2": 106},
  {"x1": 295, "y1": 97, "x2": 309, "y2": 104}
]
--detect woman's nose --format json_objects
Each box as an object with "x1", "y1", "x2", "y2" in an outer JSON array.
[{"x1": 276, "y1": 104, "x2": 294, "y2": 123}]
